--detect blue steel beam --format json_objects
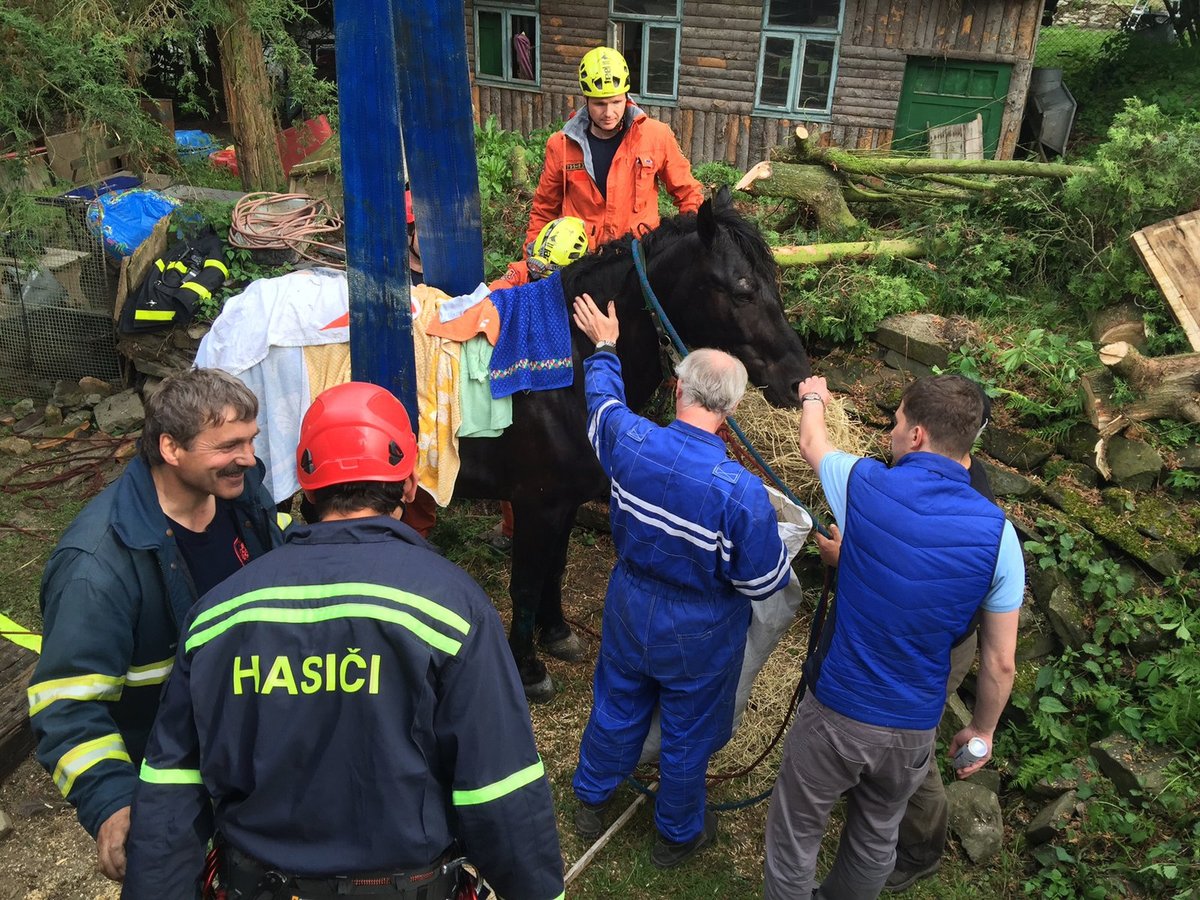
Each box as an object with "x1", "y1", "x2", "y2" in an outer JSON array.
[
  {"x1": 394, "y1": 1, "x2": 485, "y2": 296},
  {"x1": 332, "y1": 0, "x2": 418, "y2": 420}
]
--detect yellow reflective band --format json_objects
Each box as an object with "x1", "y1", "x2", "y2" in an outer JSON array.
[
  {"x1": 28, "y1": 673, "x2": 124, "y2": 716},
  {"x1": 166, "y1": 260, "x2": 189, "y2": 274},
  {"x1": 191, "y1": 583, "x2": 470, "y2": 639},
  {"x1": 135, "y1": 309, "x2": 175, "y2": 321},
  {"x1": 179, "y1": 281, "x2": 212, "y2": 301},
  {"x1": 0, "y1": 613, "x2": 40, "y2": 653},
  {"x1": 452, "y1": 758, "x2": 545, "y2": 807},
  {"x1": 275, "y1": 512, "x2": 292, "y2": 531},
  {"x1": 186, "y1": 602, "x2": 464, "y2": 656},
  {"x1": 204, "y1": 258, "x2": 230, "y2": 278},
  {"x1": 124, "y1": 658, "x2": 174, "y2": 686},
  {"x1": 155, "y1": 258, "x2": 165, "y2": 272},
  {"x1": 139, "y1": 761, "x2": 203, "y2": 785},
  {"x1": 53, "y1": 734, "x2": 130, "y2": 797}
]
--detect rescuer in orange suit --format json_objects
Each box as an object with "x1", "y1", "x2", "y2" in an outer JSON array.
[{"x1": 525, "y1": 46, "x2": 702, "y2": 252}]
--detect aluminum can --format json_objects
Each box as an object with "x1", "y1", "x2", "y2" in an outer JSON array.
[{"x1": 952, "y1": 737, "x2": 989, "y2": 769}]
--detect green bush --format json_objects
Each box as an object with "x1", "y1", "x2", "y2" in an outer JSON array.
[{"x1": 782, "y1": 261, "x2": 929, "y2": 344}]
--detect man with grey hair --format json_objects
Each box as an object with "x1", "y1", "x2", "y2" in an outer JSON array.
[
  {"x1": 28, "y1": 368, "x2": 286, "y2": 882},
  {"x1": 569, "y1": 293, "x2": 791, "y2": 868}
]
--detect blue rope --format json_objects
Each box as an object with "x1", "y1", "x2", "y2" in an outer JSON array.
[{"x1": 631, "y1": 238, "x2": 830, "y2": 539}]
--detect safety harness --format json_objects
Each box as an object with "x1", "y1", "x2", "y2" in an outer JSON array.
[{"x1": 120, "y1": 228, "x2": 229, "y2": 333}]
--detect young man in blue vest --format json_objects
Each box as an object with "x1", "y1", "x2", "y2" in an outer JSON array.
[{"x1": 763, "y1": 374, "x2": 1024, "y2": 899}]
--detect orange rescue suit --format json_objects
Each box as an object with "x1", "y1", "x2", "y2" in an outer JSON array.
[{"x1": 526, "y1": 105, "x2": 703, "y2": 251}]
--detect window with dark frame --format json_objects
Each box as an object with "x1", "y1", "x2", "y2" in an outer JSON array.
[
  {"x1": 756, "y1": 0, "x2": 842, "y2": 116},
  {"x1": 609, "y1": 0, "x2": 681, "y2": 101},
  {"x1": 476, "y1": 1, "x2": 539, "y2": 86}
]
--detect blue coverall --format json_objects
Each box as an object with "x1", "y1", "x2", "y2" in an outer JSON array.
[
  {"x1": 573, "y1": 351, "x2": 791, "y2": 843},
  {"x1": 122, "y1": 516, "x2": 564, "y2": 900}
]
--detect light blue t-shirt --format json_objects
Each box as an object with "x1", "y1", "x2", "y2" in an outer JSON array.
[{"x1": 819, "y1": 451, "x2": 1024, "y2": 613}]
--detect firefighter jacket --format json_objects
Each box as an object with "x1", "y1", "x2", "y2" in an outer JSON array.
[
  {"x1": 27, "y1": 456, "x2": 284, "y2": 838},
  {"x1": 119, "y1": 229, "x2": 229, "y2": 333},
  {"x1": 122, "y1": 516, "x2": 565, "y2": 900},
  {"x1": 526, "y1": 104, "x2": 703, "y2": 251}
]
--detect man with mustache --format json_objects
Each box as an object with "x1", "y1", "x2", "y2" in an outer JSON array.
[{"x1": 27, "y1": 368, "x2": 286, "y2": 883}]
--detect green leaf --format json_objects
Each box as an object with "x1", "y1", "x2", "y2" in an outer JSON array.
[{"x1": 1039, "y1": 696, "x2": 1070, "y2": 714}]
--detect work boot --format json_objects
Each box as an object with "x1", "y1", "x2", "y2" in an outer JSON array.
[
  {"x1": 883, "y1": 859, "x2": 941, "y2": 892},
  {"x1": 650, "y1": 811, "x2": 717, "y2": 869},
  {"x1": 538, "y1": 625, "x2": 588, "y2": 662},
  {"x1": 574, "y1": 797, "x2": 612, "y2": 842}
]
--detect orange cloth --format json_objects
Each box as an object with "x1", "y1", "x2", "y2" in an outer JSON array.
[
  {"x1": 424, "y1": 297, "x2": 501, "y2": 345},
  {"x1": 488, "y1": 260, "x2": 531, "y2": 292},
  {"x1": 526, "y1": 107, "x2": 702, "y2": 251}
]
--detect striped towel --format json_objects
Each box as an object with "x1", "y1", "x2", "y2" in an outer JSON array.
[{"x1": 488, "y1": 271, "x2": 574, "y2": 399}]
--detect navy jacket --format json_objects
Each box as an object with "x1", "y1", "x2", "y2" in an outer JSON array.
[
  {"x1": 28, "y1": 455, "x2": 283, "y2": 837},
  {"x1": 814, "y1": 453, "x2": 1007, "y2": 729},
  {"x1": 122, "y1": 516, "x2": 564, "y2": 900}
]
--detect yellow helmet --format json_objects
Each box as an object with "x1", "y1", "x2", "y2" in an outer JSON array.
[
  {"x1": 579, "y1": 47, "x2": 631, "y2": 98},
  {"x1": 528, "y1": 216, "x2": 589, "y2": 278}
]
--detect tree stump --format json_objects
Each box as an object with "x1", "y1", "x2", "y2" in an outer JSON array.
[{"x1": 0, "y1": 640, "x2": 38, "y2": 781}]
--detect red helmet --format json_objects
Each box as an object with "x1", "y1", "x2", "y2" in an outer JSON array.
[{"x1": 297, "y1": 382, "x2": 418, "y2": 490}]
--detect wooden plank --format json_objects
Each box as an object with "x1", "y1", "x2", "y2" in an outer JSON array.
[
  {"x1": 725, "y1": 113, "x2": 739, "y2": 164},
  {"x1": 471, "y1": 84, "x2": 481, "y2": 126},
  {"x1": 964, "y1": 113, "x2": 985, "y2": 160},
  {"x1": 1131, "y1": 210, "x2": 1200, "y2": 351},
  {"x1": 999, "y1": 58, "x2": 1033, "y2": 159},
  {"x1": 0, "y1": 639, "x2": 38, "y2": 782},
  {"x1": 1015, "y1": 0, "x2": 1041, "y2": 57},
  {"x1": 980, "y1": 0, "x2": 1008, "y2": 54},
  {"x1": 737, "y1": 115, "x2": 751, "y2": 170},
  {"x1": 478, "y1": 85, "x2": 491, "y2": 124},
  {"x1": 998, "y1": 0, "x2": 1022, "y2": 56},
  {"x1": 883, "y1": 1, "x2": 902, "y2": 48},
  {"x1": 899, "y1": 0, "x2": 922, "y2": 48},
  {"x1": 681, "y1": 108, "x2": 695, "y2": 156},
  {"x1": 704, "y1": 109, "x2": 719, "y2": 164}
]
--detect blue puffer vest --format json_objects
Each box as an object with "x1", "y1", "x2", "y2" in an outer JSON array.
[{"x1": 813, "y1": 452, "x2": 1006, "y2": 729}]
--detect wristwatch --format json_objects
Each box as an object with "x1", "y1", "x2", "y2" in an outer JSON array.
[
  {"x1": 800, "y1": 392, "x2": 825, "y2": 407},
  {"x1": 594, "y1": 340, "x2": 617, "y2": 354}
]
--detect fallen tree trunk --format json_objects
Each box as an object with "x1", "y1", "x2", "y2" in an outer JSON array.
[
  {"x1": 1099, "y1": 341, "x2": 1200, "y2": 424},
  {"x1": 1091, "y1": 301, "x2": 1147, "y2": 349},
  {"x1": 735, "y1": 160, "x2": 858, "y2": 230},
  {"x1": 773, "y1": 239, "x2": 923, "y2": 267}
]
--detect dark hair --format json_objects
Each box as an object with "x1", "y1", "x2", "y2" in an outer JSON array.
[
  {"x1": 900, "y1": 375, "x2": 985, "y2": 459},
  {"x1": 141, "y1": 368, "x2": 258, "y2": 466},
  {"x1": 308, "y1": 480, "x2": 411, "y2": 520}
]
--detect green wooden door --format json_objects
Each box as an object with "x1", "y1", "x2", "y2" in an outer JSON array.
[{"x1": 893, "y1": 58, "x2": 1013, "y2": 158}]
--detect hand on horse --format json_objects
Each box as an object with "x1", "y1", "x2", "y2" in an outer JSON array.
[
  {"x1": 572, "y1": 292, "x2": 620, "y2": 346},
  {"x1": 797, "y1": 375, "x2": 832, "y2": 406}
]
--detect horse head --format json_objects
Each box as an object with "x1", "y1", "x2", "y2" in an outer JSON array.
[{"x1": 641, "y1": 186, "x2": 811, "y2": 407}]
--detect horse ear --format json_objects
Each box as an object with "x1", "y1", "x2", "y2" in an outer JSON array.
[
  {"x1": 697, "y1": 194, "x2": 717, "y2": 247},
  {"x1": 714, "y1": 184, "x2": 732, "y2": 210}
]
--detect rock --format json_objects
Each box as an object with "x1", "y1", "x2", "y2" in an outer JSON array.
[
  {"x1": 575, "y1": 501, "x2": 611, "y2": 533},
  {"x1": 42, "y1": 403, "x2": 62, "y2": 429},
  {"x1": 1057, "y1": 423, "x2": 1103, "y2": 471},
  {"x1": 13, "y1": 797, "x2": 63, "y2": 818},
  {"x1": 84, "y1": 393, "x2": 105, "y2": 406},
  {"x1": 93, "y1": 390, "x2": 146, "y2": 435},
  {"x1": 1178, "y1": 443, "x2": 1200, "y2": 470},
  {"x1": 1032, "y1": 765, "x2": 1080, "y2": 799},
  {"x1": 62, "y1": 409, "x2": 91, "y2": 429},
  {"x1": 187, "y1": 323, "x2": 212, "y2": 341},
  {"x1": 51, "y1": 379, "x2": 86, "y2": 408},
  {"x1": 1017, "y1": 605, "x2": 1057, "y2": 661},
  {"x1": 9, "y1": 398, "x2": 34, "y2": 418},
  {"x1": 1027, "y1": 566, "x2": 1069, "y2": 610},
  {"x1": 881, "y1": 349, "x2": 934, "y2": 377},
  {"x1": 973, "y1": 457, "x2": 1037, "y2": 498},
  {"x1": 1043, "y1": 459, "x2": 1099, "y2": 489},
  {"x1": 938, "y1": 693, "x2": 972, "y2": 748},
  {"x1": 1048, "y1": 585, "x2": 1089, "y2": 651},
  {"x1": 0, "y1": 437, "x2": 33, "y2": 457},
  {"x1": 77, "y1": 375, "x2": 114, "y2": 398},
  {"x1": 965, "y1": 768, "x2": 1001, "y2": 795},
  {"x1": 946, "y1": 781, "x2": 1004, "y2": 862},
  {"x1": 0, "y1": 808, "x2": 12, "y2": 840},
  {"x1": 823, "y1": 359, "x2": 904, "y2": 396},
  {"x1": 11, "y1": 410, "x2": 44, "y2": 434},
  {"x1": 1026, "y1": 789, "x2": 1079, "y2": 844},
  {"x1": 1090, "y1": 734, "x2": 1172, "y2": 801},
  {"x1": 981, "y1": 425, "x2": 1052, "y2": 472},
  {"x1": 171, "y1": 329, "x2": 202, "y2": 351},
  {"x1": 1105, "y1": 435, "x2": 1163, "y2": 491},
  {"x1": 872, "y1": 312, "x2": 979, "y2": 369}
]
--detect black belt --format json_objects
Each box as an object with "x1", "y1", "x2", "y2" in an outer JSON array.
[{"x1": 221, "y1": 846, "x2": 465, "y2": 900}]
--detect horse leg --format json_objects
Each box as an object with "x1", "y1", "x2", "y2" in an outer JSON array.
[
  {"x1": 534, "y1": 505, "x2": 589, "y2": 663},
  {"x1": 509, "y1": 496, "x2": 579, "y2": 703}
]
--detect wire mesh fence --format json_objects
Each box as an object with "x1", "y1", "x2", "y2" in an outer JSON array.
[{"x1": 0, "y1": 199, "x2": 123, "y2": 401}]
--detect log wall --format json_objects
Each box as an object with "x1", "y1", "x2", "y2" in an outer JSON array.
[{"x1": 463, "y1": 0, "x2": 1042, "y2": 163}]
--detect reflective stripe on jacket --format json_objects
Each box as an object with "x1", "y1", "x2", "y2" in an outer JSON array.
[
  {"x1": 28, "y1": 456, "x2": 283, "y2": 837},
  {"x1": 526, "y1": 104, "x2": 703, "y2": 251}
]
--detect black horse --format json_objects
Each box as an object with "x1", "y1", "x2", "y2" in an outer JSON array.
[{"x1": 455, "y1": 187, "x2": 812, "y2": 698}]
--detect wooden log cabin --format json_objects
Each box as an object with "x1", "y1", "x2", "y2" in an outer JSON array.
[{"x1": 465, "y1": 0, "x2": 1045, "y2": 164}]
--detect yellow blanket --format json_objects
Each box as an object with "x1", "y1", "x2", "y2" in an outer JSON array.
[{"x1": 411, "y1": 285, "x2": 462, "y2": 506}]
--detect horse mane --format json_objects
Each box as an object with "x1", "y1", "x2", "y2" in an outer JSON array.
[{"x1": 559, "y1": 199, "x2": 777, "y2": 300}]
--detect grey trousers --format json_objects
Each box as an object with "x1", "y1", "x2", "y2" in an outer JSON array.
[
  {"x1": 894, "y1": 631, "x2": 978, "y2": 873},
  {"x1": 763, "y1": 696, "x2": 934, "y2": 900}
]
